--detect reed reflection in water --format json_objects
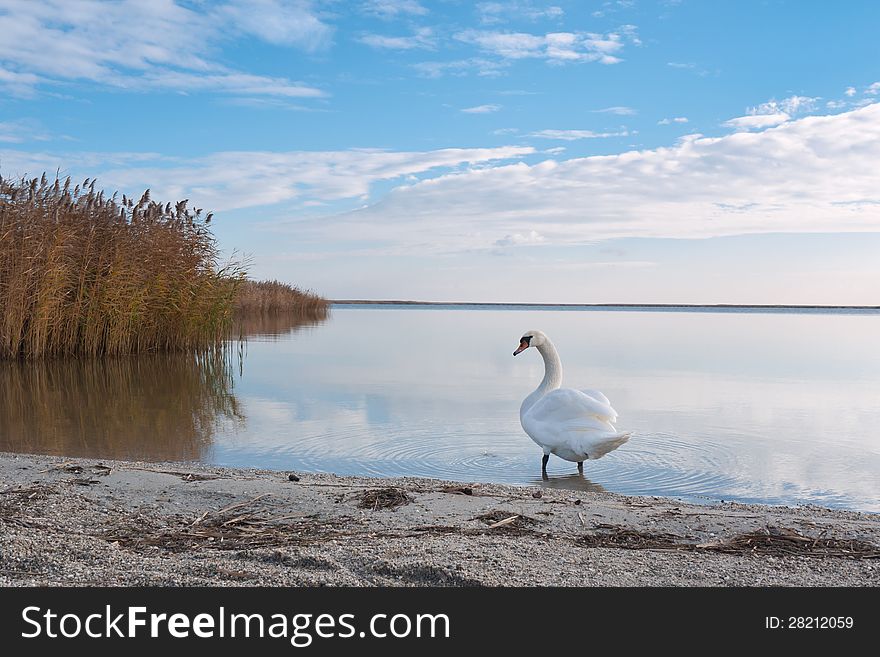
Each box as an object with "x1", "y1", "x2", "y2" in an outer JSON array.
[
  {"x1": 231, "y1": 307, "x2": 329, "y2": 340},
  {"x1": 0, "y1": 311, "x2": 329, "y2": 461},
  {"x1": 0, "y1": 351, "x2": 241, "y2": 461}
]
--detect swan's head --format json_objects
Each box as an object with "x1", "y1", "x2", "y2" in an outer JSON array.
[{"x1": 513, "y1": 329, "x2": 547, "y2": 356}]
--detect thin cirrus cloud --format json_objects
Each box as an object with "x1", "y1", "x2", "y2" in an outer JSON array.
[
  {"x1": 494, "y1": 230, "x2": 545, "y2": 247},
  {"x1": 529, "y1": 129, "x2": 630, "y2": 140},
  {"x1": 0, "y1": 0, "x2": 331, "y2": 98},
  {"x1": 658, "y1": 117, "x2": 688, "y2": 125},
  {"x1": 361, "y1": 0, "x2": 428, "y2": 19},
  {"x1": 461, "y1": 104, "x2": 502, "y2": 114},
  {"x1": 412, "y1": 58, "x2": 507, "y2": 78},
  {"x1": 476, "y1": 2, "x2": 565, "y2": 25},
  {"x1": 335, "y1": 103, "x2": 880, "y2": 252},
  {"x1": 454, "y1": 26, "x2": 639, "y2": 65},
  {"x1": 594, "y1": 106, "x2": 637, "y2": 115},
  {"x1": 0, "y1": 118, "x2": 50, "y2": 143},
  {"x1": 359, "y1": 28, "x2": 436, "y2": 50}
]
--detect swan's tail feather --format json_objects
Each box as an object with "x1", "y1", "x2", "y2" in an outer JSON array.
[{"x1": 588, "y1": 432, "x2": 631, "y2": 459}]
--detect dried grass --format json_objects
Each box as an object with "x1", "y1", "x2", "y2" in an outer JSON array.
[
  {"x1": 0, "y1": 174, "x2": 244, "y2": 359},
  {"x1": 581, "y1": 524, "x2": 880, "y2": 559},
  {"x1": 103, "y1": 496, "x2": 340, "y2": 553},
  {"x1": 358, "y1": 488, "x2": 412, "y2": 511},
  {"x1": 234, "y1": 279, "x2": 328, "y2": 318}
]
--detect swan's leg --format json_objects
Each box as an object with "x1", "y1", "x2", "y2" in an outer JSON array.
[
  {"x1": 577, "y1": 461, "x2": 584, "y2": 473},
  {"x1": 541, "y1": 454, "x2": 549, "y2": 477}
]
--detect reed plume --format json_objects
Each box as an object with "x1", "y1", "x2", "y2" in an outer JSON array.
[{"x1": 0, "y1": 173, "x2": 244, "y2": 359}]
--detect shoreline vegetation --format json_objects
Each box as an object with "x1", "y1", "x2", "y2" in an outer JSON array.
[
  {"x1": 235, "y1": 279, "x2": 329, "y2": 318},
  {"x1": 0, "y1": 174, "x2": 327, "y2": 360}
]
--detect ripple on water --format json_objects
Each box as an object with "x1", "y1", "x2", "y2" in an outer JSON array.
[
  {"x1": 234, "y1": 423, "x2": 752, "y2": 500},
  {"x1": 286, "y1": 423, "x2": 530, "y2": 482},
  {"x1": 599, "y1": 431, "x2": 743, "y2": 500}
]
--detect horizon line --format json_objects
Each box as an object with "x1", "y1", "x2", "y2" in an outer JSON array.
[{"x1": 330, "y1": 300, "x2": 880, "y2": 310}]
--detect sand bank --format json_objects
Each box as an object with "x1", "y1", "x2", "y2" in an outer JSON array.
[{"x1": 1, "y1": 452, "x2": 877, "y2": 586}]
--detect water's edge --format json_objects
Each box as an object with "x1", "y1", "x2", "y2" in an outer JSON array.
[{"x1": 332, "y1": 301, "x2": 880, "y2": 315}]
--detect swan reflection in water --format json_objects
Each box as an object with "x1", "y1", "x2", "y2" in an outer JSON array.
[{"x1": 531, "y1": 472, "x2": 608, "y2": 494}]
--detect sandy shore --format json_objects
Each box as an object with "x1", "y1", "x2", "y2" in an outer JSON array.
[{"x1": 1, "y1": 451, "x2": 877, "y2": 586}]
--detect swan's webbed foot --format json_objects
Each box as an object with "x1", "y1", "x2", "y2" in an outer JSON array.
[
  {"x1": 541, "y1": 454, "x2": 549, "y2": 479},
  {"x1": 577, "y1": 461, "x2": 584, "y2": 474}
]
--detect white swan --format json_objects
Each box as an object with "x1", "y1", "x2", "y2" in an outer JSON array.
[{"x1": 513, "y1": 330, "x2": 630, "y2": 476}]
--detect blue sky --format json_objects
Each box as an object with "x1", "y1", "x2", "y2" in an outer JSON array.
[{"x1": 1, "y1": 0, "x2": 879, "y2": 303}]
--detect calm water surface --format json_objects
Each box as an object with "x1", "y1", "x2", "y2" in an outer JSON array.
[{"x1": 2, "y1": 305, "x2": 879, "y2": 512}]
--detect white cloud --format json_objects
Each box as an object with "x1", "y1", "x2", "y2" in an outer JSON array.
[
  {"x1": 845, "y1": 86, "x2": 857, "y2": 97},
  {"x1": 477, "y1": 2, "x2": 564, "y2": 24},
  {"x1": 6, "y1": 99, "x2": 879, "y2": 266},
  {"x1": 529, "y1": 129, "x2": 629, "y2": 140},
  {"x1": 724, "y1": 113, "x2": 790, "y2": 130},
  {"x1": 667, "y1": 61, "x2": 709, "y2": 76},
  {"x1": 594, "y1": 106, "x2": 637, "y2": 115},
  {"x1": 0, "y1": 67, "x2": 40, "y2": 97},
  {"x1": 334, "y1": 103, "x2": 880, "y2": 252},
  {"x1": 867, "y1": 82, "x2": 880, "y2": 96},
  {"x1": 361, "y1": 0, "x2": 428, "y2": 19},
  {"x1": 461, "y1": 104, "x2": 502, "y2": 114},
  {"x1": 592, "y1": 0, "x2": 636, "y2": 18},
  {"x1": 0, "y1": 118, "x2": 50, "y2": 143},
  {"x1": 215, "y1": 0, "x2": 333, "y2": 50},
  {"x1": 724, "y1": 95, "x2": 822, "y2": 131},
  {"x1": 454, "y1": 27, "x2": 638, "y2": 65},
  {"x1": 412, "y1": 58, "x2": 507, "y2": 78},
  {"x1": 0, "y1": 0, "x2": 331, "y2": 97},
  {"x1": 494, "y1": 230, "x2": 544, "y2": 246},
  {"x1": 0, "y1": 145, "x2": 534, "y2": 212},
  {"x1": 826, "y1": 100, "x2": 846, "y2": 110},
  {"x1": 658, "y1": 117, "x2": 688, "y2": 125},
  {"x1": 359, "y1": 28, "x2": 435, "y2": 50},
  {"x1": 750, "y1": 95, "x2": 819, "y2": 116},
  {"x1": 133, "y1": 70, "x2": 324, "y2": 98}
]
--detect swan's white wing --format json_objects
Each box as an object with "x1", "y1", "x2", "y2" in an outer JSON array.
[
  {"x1": 523, "y1": 388, "x2": 616, "y2": 429},
  {"x1": 522, "y1": 388, "x2": 629, "y2": 461},
  {"x1": 579, "y1": 388, "x2": 617, "y2": 422}
]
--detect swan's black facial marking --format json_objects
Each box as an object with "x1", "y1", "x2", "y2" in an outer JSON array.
[{"x1": 513, "y1": 335, "x2": 532, "y2": 356}]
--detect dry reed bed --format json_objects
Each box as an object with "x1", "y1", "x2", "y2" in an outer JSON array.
[
  {"x1": 0, "y1": 174, "x2": 243, "y2": 359},
  {"x1": 234, "y1": 279, "x2": 329, "y2": 317}
]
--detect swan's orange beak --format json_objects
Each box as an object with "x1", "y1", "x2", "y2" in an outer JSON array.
[{"x1": 513, "y1": 339, "x2": 529, "y2": 356}]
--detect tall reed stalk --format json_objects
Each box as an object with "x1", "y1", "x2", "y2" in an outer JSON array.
[
  {"x1": 234, "y1": 279, "x2": 329, "y2": 318},
  {"x1": 0, "y1": 173, "x2": 243, "y2": 359}
]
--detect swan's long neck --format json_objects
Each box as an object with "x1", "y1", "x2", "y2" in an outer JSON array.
[{"x1": 521, "y1": 338, "x2": 563, "y2": 417}]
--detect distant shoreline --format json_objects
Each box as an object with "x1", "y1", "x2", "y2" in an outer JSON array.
[{"x1": 331, "y1": 300, "x2": 880, "y2": 310}]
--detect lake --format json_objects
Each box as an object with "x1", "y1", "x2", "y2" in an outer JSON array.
[{"x1": 2, "y1": 304, "x2": 879, "y2": 512}]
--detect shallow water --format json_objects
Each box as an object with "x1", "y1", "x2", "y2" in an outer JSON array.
[{"x1": 2, "y1": 305, "x2": 879, "y2": 512}]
